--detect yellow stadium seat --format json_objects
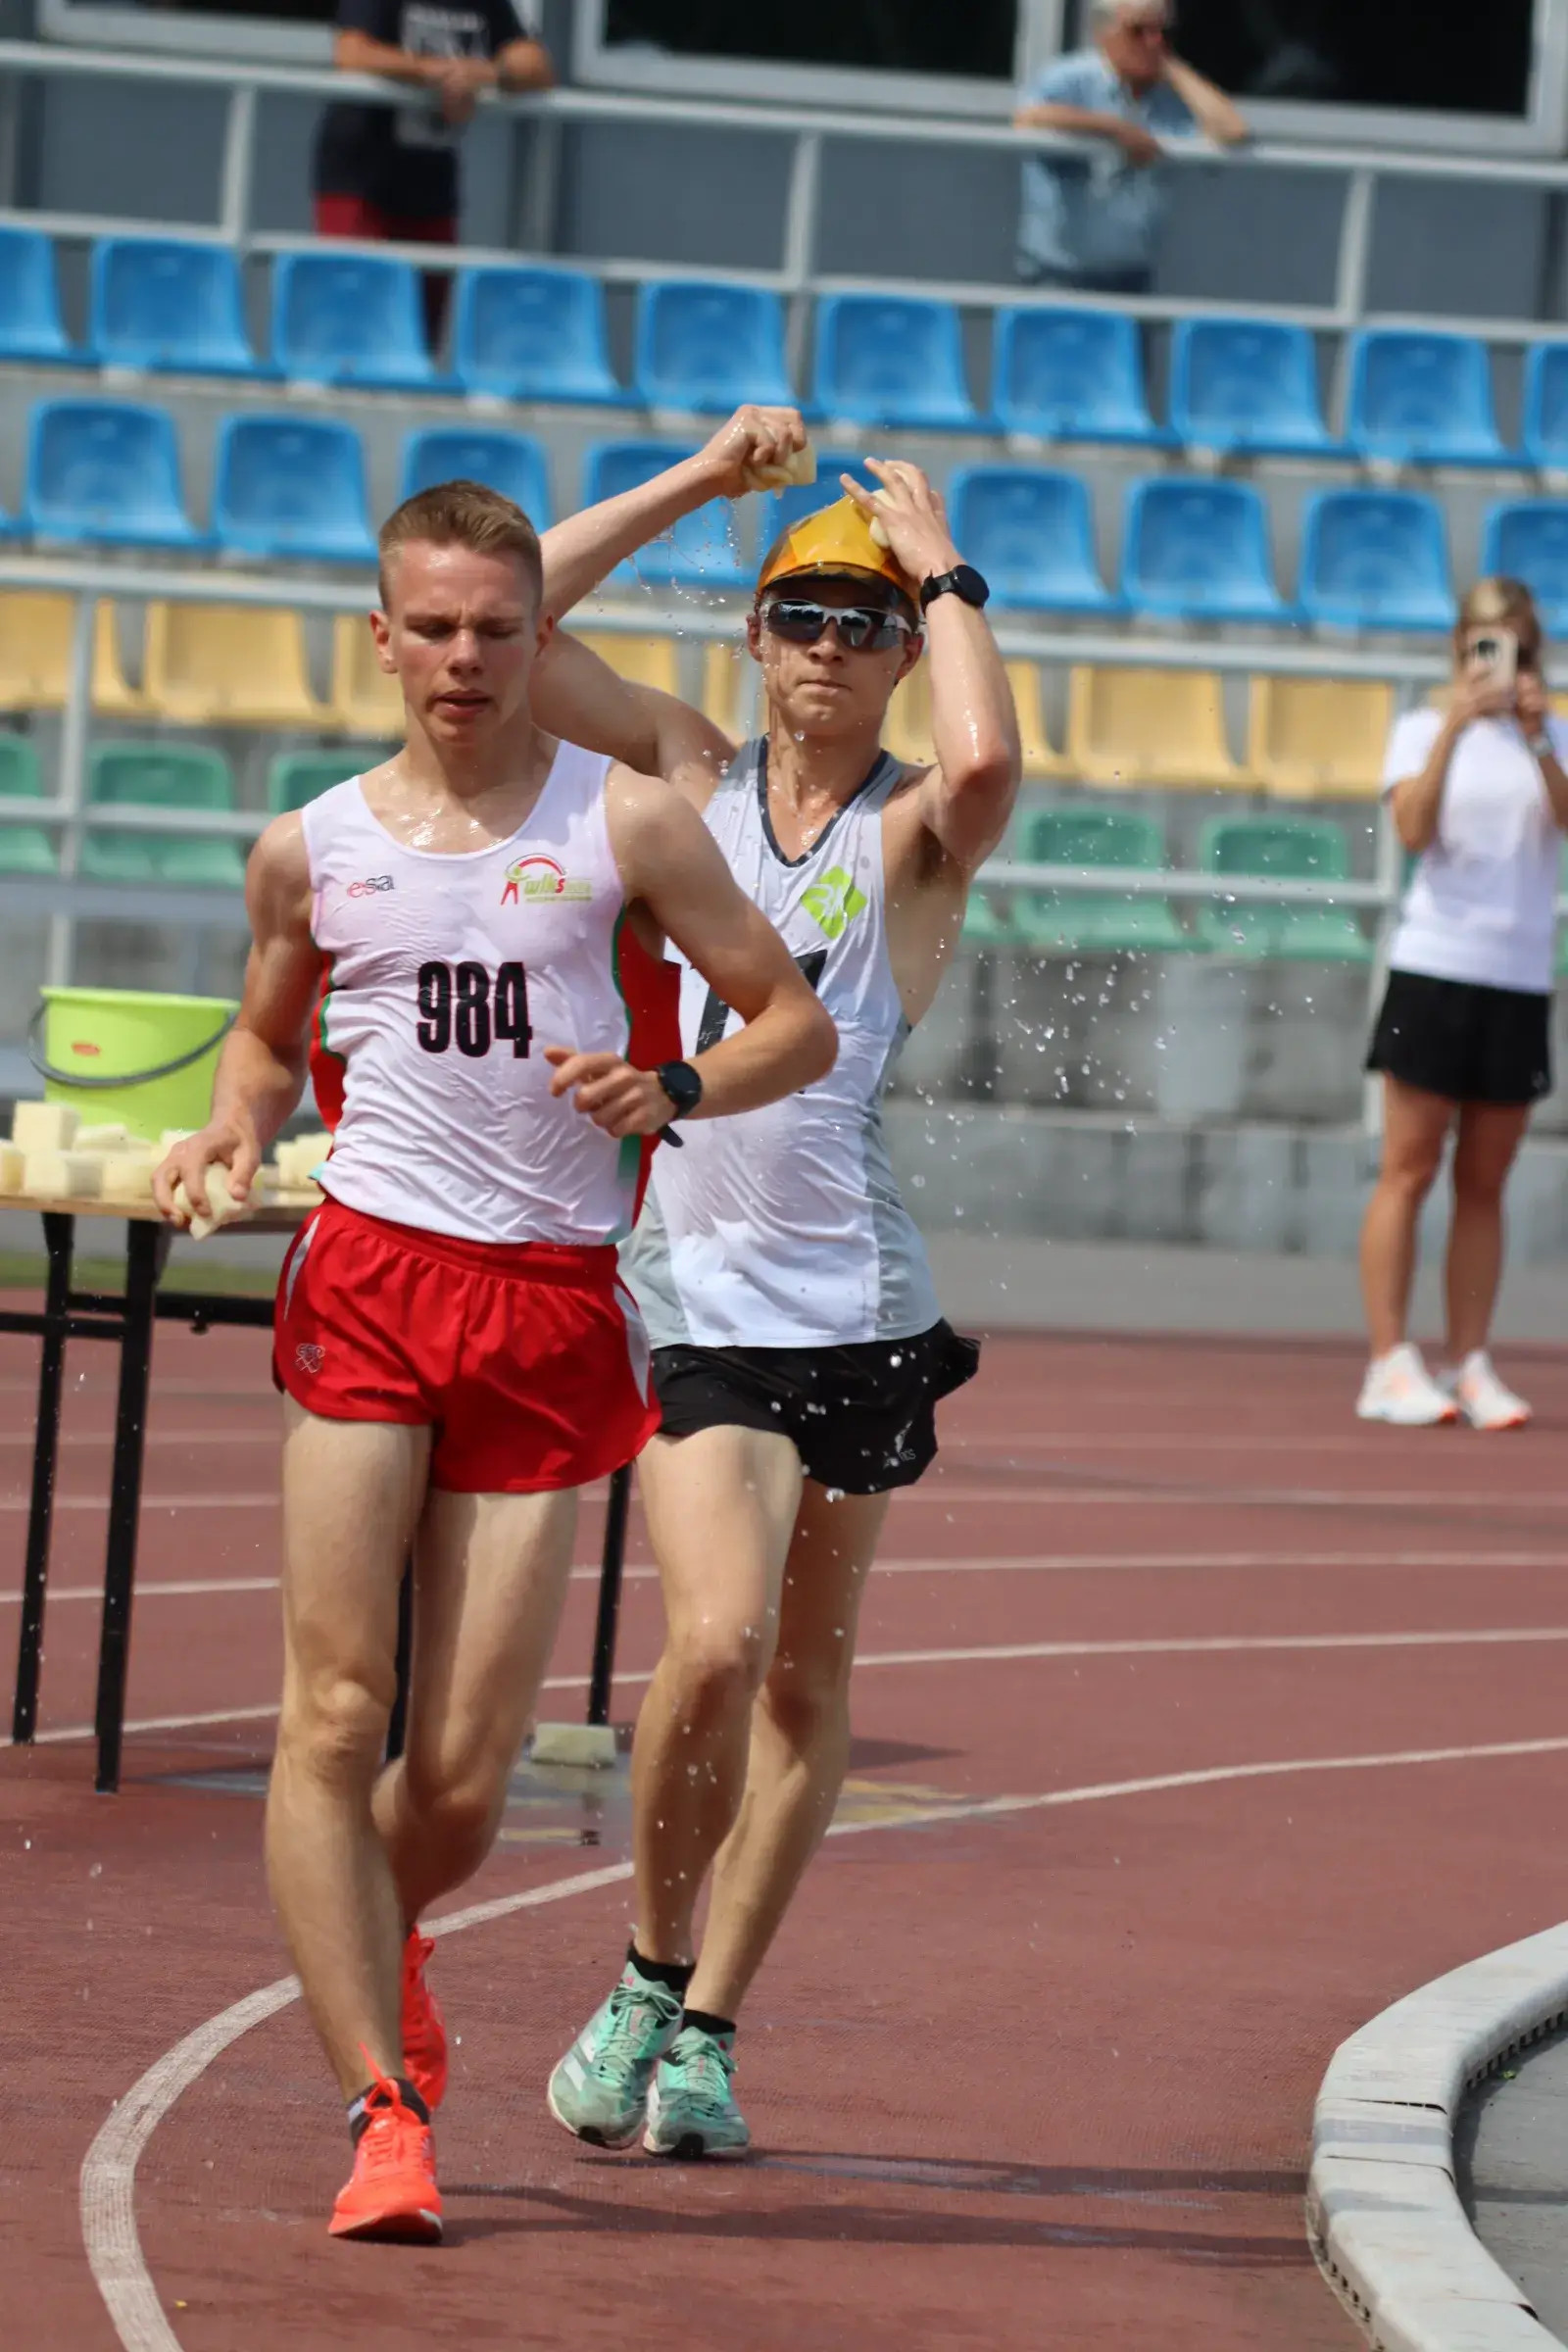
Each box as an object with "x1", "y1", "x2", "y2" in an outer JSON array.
[
  {"x1": 329, "y1": 612, "x2": 403, "y2": 738},
  {"x1": 0, "y1": 593, "x2": 143, "y2": 716},
  {"x1": 573, "y1": 632, "x2": 680, "y2": 697},
  {"x1": 143, "y1": 603, "x2": 326, "y2": 728},
  {"x1": 1065, "y1": 664, "x2": 1248, "y2": 790},
  {"x1": 885, "y1": 663, "x2": 935, "y2": 765},
  {"x1": 889, "y1": 660, "x2": 1071, "y2": 778},
  {"x1": 702, "y1": 640, "x2": 757, "y2": 739},
  {"x1": 1247, "y1": 676, "x2": 1393, "y2": 801},
  {"x1": 1004, "y1": 661, "x2": 1071, "y2": 779}
]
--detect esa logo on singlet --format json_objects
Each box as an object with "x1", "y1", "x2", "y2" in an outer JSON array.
[
  {"x1": 347, "y1": 874, "x2": 395, "y2": 900},
  {"x1": 502, "y1": 855, "x2": 592, "y2": 906}
]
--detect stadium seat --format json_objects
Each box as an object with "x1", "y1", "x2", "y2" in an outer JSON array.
[
  {"x1": 703, "y1": 641, "x2": 757, "y2": 738},
  {"x1": 1346, "y1": 330, "x2": 1507, "y2": 467},
  {"x1": 1004, "y1": 662, "x2": 1071, "y2": 778},
  {"x1": 947, "y1": 466, "x2": 1119, "y2": 614},
  {"x1": 0, "y1": 226, "x2": 76, "y2": 365},
  {"x1": 582, "y1": 442, "x2": 746, "y2": 587},
  {"x1": 272, "y1": 252, "x2": 438, "y2": 391},
  {"x1": 573, "y1": 632, "x2": 680, "y2": 697},
  {"x1": 329, "y1": 612, "x2": 402, "y2": 737},
  {"x1": 268, "y1": 751, "x2": 354, "y2": 814},
  {"x1": 89, "y1": 238, "x2": 261, "y2": 378},
  {"x1": 0, "y1": 734, "x2": 56, "y2": 875},
  {"x1": 634, "y1": 280, "x2": 794, "y2": 412},
  {"x1": 1065, "y1": 665, "x2": 1247, "y2": 789},
  {"x1": 0, "y1": 593, "x2": 143, "y2": 715},
  {"x1": 1521, "y1": 342, "x2": 1568, "y2": 471},
  {"x1": 24, "y1": 400, "x2": 206, "y2": 552},
  {"x1": 1120, "y1": 477, "x2": 1290, "y2": 625},
  {"x1": 142, "y1": 602, "x2": 326, "y2": 728},
  {"x1": 991, "y1": 307, "x2": 1161, "y2": 446},
  {"x1": 399, "y1": 426, "x2": 551, "y2": 522},
  {"x1": 1014, "y1": 808, "x2": 1188, "y2": 956},
  {"x1": 1195, "y1": 814, "x2": 1369, "y2": 960},
  {"x1": 1478, "y1": 500, "x2": 1568, "y2": 637},
  {"x1": 213, "y1": 416, "x2": 376, "y2": 565},
  {"x1": 1297, "y1": 490, "x2": 1455, "y2": 632},
  {"x1": 1168, "y1": 318, "x2": 1337, "y2": 458},
  {"x1": 82, "y1": 741, "x2": 246, "y2": 889},
  {"x1": 811, "y1": 295, "x2": 979, "y2": 431},
  {"x1": 884, "y1": 664, "x2": 936, "y2": 767},
  {"x1": 960, "y1": 888, "x2": 1017, "y2": 950},
  {"x1": 453, "y1": 265, "x2": 625, "y2": 404},
  {"x1": 1246, "y1": 676, "x2": 1394, "y2": 800}
]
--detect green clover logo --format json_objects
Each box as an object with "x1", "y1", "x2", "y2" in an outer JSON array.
[{"x1": 801, "y1": 866, "x2": 868, "y2": 941}]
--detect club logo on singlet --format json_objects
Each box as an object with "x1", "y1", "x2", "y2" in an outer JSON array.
[
  {"x1": 502, "y1": 854, "x2": 593, "y2": 906},
  {"x1": 801, "y1": 865, "x2": 867, "y2": 942}
]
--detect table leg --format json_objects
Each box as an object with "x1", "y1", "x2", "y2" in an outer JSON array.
[
  {"x1": 92, "y1": 1219, "x2": 169, "y2": 1795},
  {"x1": 11, "y1": 1212, "x2": 74, "y2": 1743},
  {"x1": 586, "y1": 1464, "x2": 631, "y2": 1730}
]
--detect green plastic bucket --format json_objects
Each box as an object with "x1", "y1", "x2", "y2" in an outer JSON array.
[{"x1": 28, "y1": 987, "x2": 238, "y2": 1142}]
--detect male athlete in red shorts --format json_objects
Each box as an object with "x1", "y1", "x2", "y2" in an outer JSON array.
[{"x1": 155, "y1": 450, "x2": 832, "y2": 2243}]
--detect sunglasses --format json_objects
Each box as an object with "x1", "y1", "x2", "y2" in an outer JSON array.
[{"x1": 761, "y1": 599, "x2": 914, "y2": 653}]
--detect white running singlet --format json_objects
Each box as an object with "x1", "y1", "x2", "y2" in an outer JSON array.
[
  {"x1": 623, "y1": 739, "x2": 941, "y2": 1349},
  {"x1": 303, "y1": 747, "x2": 671, "y2": 1247}
]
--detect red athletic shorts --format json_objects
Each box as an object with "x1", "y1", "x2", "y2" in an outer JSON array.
[
  {"x1": 273, "y1": 1196, "x2": 658, "y2": 1494},
  {"x1": 312, "y1": 195, "x2": 458, "y2": 247}
]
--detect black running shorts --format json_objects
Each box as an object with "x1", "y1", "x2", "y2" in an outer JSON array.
[
  {"x1": 652, "y1": 1321, "x2": 980, "y2": 1494},
  {"x1": 1365, "y1": 968, "x2": 1552, "y2": 1106}
]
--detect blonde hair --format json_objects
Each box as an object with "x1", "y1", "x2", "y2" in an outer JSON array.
[
  {"x1": 377, "y1": 478, "x2": 543, "y2": 612},
  {"x1": 1455, "y1": 575, "x2": 1543, "y2": 667}
]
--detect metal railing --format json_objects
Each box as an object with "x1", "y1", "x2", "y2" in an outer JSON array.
[{"x1": 5, "y1": 35, "x2": 1568, "y2": 344}]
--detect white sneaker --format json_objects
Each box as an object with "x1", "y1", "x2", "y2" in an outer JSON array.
[
  {"x1": 1356, "y1": 1343, "x2": 1459, "y2": 1427},
  {"x1": 1439, "y1": 1350, "x2": 1532, "y2": 1432}
]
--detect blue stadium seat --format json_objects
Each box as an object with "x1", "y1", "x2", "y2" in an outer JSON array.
[
  {"x1": 1346, "y1": 330, "x2": 1508, "y2": 466},
  {"x1": 453, "y1": 266, "x2": 625, "y2": 404},
  {"x1": 1479, "y1": 500, "x2": 1568, "y2": 637},
  {"x1": 811, "y1": 295, "x2": 979, "y2": 430},
  {"x1": 1120, "y1": 477, "x2": 1290, "y2": 625},
  {"x1": 89, "y1": 238, "x2": 262, "y2": 378},
  {"x1": 583, "y1": 442, "x2": 746, "y2": 588},
  {"x1": 758, "y1": 456, "x2": 877, "y2": 547},
  {"x1": 1168, "y1": 318, "x2": 1337, "y2": 457},
  {"x1": 400, "y1": 428, "x2": 551, "y2": 523},
  {"x1": 1298, "y1": 490, "x2": 1455, "y2": 632},
  {"x1": 0, "y1": 227, "x2": 76, "y2": 365},
  {"x1": 634, "y1": 280, "x2": 794, "y2": 412},
  {"x1": 272, "y1": 252, "x2": 438, "y2": 391},
  {"x1": 1521, "y1": 342, "x2": 1568, "y2": 470},
  {"x1": 948, "y1": 466, "x2": 1119, "y2": 614},
  {"x1": 213, "y1": 415, "x2": 376, "y2": 565},
  {"x1": 991, "y1": 307, "x2": 1160, "y2": 446},
  {"x1": 24, "y1": 399, "x2": 206, "y2": 551}
]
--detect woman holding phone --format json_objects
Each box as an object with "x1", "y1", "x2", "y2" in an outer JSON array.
[{"x1": 1358, "y1": 578, "x2": 1568, "y2": 1429}]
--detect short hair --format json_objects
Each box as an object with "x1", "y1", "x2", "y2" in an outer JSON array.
[{"x1": 376, "y1": 478, "x2": 543, "y2": 612}]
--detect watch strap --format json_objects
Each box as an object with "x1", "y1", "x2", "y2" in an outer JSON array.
[{"x1": 1529, "y1": 728, "x2": 1555, "y2": 760}]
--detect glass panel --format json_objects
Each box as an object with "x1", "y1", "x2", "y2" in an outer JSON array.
[{"x1": 604, "y1": 1, "x2": 1019, "y2": 80}]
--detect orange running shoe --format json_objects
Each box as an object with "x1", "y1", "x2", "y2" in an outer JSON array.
[
  {"x1": 329, "y1": 2069, "x2": 442, "y2": 2244},
  {"x1": 401, "y1": 1930, "x2": 448, "y2": 2112}
]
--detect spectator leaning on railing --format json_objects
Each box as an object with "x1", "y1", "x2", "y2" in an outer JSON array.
[
  {"x1": 1357, "y1": 580, "x2": 1568, "y2": 1435},
  {"x1": 312, "y1": 0, "x2": 554, "y2": 345},
  {"x1": 1013, "y1": 0, "x2": 1248, "y2": 295}
]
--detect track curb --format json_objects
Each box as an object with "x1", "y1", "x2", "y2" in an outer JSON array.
[{"x1": 1310, "y1": 1924, "x2": 1568, "y2": 2351}]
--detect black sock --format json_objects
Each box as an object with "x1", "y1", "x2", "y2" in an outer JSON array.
[
  {"x1": 347, "y1": 2076, "x2": 429, "y2": 2144},
  {"x1": 628, "y1": 1942, "x2": 694, "y2": 1996},
  {"x1": 682, "y1": 2007, "x2": 736, "y2": 2040}
]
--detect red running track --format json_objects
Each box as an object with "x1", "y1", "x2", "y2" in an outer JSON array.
[{"x1": 8, "y1": 1319, "x2": 1568, "y2": 2349}]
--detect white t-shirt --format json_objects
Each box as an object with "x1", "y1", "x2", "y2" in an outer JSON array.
[{"x1": 1383, "y1": 707, "x2": 1565, "y2": 995}]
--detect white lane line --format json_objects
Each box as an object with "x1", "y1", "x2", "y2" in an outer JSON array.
[
  {"x1": 80, "y1": 1730, "x2": 1568, "y2": 2352},
  {"x1": 951, "y1": 1432, "x2": 1552, "y2": 1454},
  {"x1": 0, "y1": 1579, "x2": 281, "y2": 1606},
  {"x1": 21, "y1": 1624, "x2": 1568, "y2": 1755},
  {"x1": 898, "y1": 1485, "x2": 1568, "y2": 1510},
  {"x1": 0, "y1": 1494, "x2": 280, "y2": 1513}
]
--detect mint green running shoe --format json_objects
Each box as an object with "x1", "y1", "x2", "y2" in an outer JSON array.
[
  {"x1": 644, "y1": 2025, "x2": 750, "y2": 2159},
  {"x1": 547, "y1": 1961, "x2": 683, "y2": 2149}
]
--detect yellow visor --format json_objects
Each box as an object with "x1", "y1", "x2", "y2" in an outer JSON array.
[{"x1": 756, "y1": 494, "x2": 916, "y2": 607}]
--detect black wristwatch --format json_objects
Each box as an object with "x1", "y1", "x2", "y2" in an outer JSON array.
[
  {"x1": 657, "y1": 1059, "x2": 703, "y2": 1120},
  {"x1": 919, "y1": 564, "x2": 990, "y2": 613}
]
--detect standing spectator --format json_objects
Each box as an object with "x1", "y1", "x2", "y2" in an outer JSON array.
[
  {"x1": 1014, "y1": 1, "x2": 1248, "y2": 294},
  {"x1": 1357, "y1": 581, "x2": 1568, "y2": 1432},
  {"x1": 312, "y1": 0, "x2": 553, "y2": 348}
]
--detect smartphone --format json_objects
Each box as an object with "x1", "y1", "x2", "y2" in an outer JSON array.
[{"x1": 1467, "y1": 627, "x2": 1518, "y2": 687}]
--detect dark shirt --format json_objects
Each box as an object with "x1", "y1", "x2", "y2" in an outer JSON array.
[{"x1": 313, "y1": 0, "x2": 537, "y2": 220}]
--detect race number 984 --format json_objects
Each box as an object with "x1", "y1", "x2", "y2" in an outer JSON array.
[{"x1": 416, "y1": 960, "x2": 531, "y2": 1059}]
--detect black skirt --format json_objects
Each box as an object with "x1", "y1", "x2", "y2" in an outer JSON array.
[{"x1": 1365, "y1": 968, "x2": 1552, "y2": 1105}]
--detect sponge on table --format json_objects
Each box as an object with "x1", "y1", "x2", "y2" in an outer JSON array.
[
  {"x1": 12, "y1": 1102, "x2": 77, "y2": 1152},
  {"x1": 24, "y1": 1150, "x2": 102, "y2": 1199}
]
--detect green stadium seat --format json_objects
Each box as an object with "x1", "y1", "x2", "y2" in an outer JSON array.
[
  {"x1": 268, "y1": 751, "x2": 353, "y2": 815},
  {"x1": 1014, "y1": 808, "x2": 1189, "y2": 956},
  {"x1": 82, "y1": 740, "x2": 245, "y2": 888},
  {"x1": 961, "y1": 889, "x2": 1017, "y2": 949},
  {"x1": 0, "y1": 733, "x2": 56, "y2": 871},
  {"x1": 1196, "y1": 815, "x2": 1370, "y2": 962}
]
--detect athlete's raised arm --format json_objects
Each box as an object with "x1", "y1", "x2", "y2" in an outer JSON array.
[
  {"x1": 843, "y1": 462, "x2": 1021, "y2": 871},
  {"x1": 537, "y1": 405, "x2": 808, "y2": 622},
  {"x1": 545, "y1": 767, "x2": 836, "y2": 1139},
  {"x1": 152, "y1": 814, "x2": 320, "y2": 1222},
  {"x1": 529, "y1": 629, "x2": 733, "y2": 805}
]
